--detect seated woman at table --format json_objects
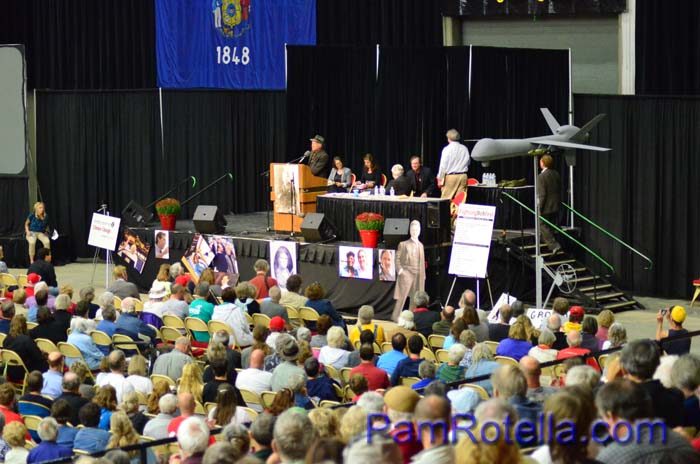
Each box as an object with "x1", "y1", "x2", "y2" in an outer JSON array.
[
  {"x1": 327, "y1": 156, "x2": 353, "y2": 193},
  {"x1": 354, "y1": 153, "x2": 383, "y2": 190}
]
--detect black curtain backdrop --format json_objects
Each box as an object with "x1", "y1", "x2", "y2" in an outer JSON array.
[
  {"x1": 0, "y1": 0, "x2": 156, "y2": 90},
  {"x1": 573, "y1": 94, "x2": 700, "y2": 298},
  {"x1": 0, "y1": 178, "x2": 29, "y2": 236},
  {"x1": 636, "y1": 0, "x2": 700, "y2": 95},
  {"x1": 285, "y1": 46, "x2": 376, "y2": 170},
  {"x1": 160, "y1": 90, "x2": 286, "y2": 218},
  {"x1": 316, "y1": 0, "x2": 443, "y2": 47},
  {"x1": 467, "y1": 46, "x2": 570, "y2": 183},
  {"x1": 35, "y1": 90, "x2": 285, "y2": 258},
  {"x1": 36, "y1": 90, "x2": 162, "y2": 257}
]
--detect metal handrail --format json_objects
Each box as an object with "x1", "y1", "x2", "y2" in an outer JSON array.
[
  {"x1": 561, "y1": 202, "x2": 653, "y2": 270},
  {"x1": 501, "y1": 191, "x2": 615, "y2": 273}
]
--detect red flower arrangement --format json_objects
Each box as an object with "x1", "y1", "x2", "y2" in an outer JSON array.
[{"x1": 355, "y1": 212, "x2": 385, "y2": 231}]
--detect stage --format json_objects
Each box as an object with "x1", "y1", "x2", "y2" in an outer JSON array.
[{"x1": 115, "y1": 211, "x2": 453, "y2": 320}]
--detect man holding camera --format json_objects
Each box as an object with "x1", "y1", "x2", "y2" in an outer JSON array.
[{"x1": 656, "y1": 305, "x2": 690, "y2": 355}]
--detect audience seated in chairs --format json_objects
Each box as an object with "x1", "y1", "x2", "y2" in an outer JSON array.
[
  {"x1": 19, "y1": 370, "x2": 53, "y2": 416},
  {"x1": 208, "y1": 384, "x2": 252, "y2": 428},
  {"x1": 437, "y1": 343, "x2": 467, "y2": 383},
  {"x1": 270, "y1": 334, "x2": 306, "y2": 392},
  {"x1": 27, "y1": 417, "x2": 73, "y2": 462},
  {"x1": 115, "y1": 297, "x2": 156, "y2": 344},
  {"x1": 304, "y1": 357, "x2": 340, "y2": 403},
  {"x1": 350, "y1": 344, "x2": 390, "y2": 392},
  {"x1": 120, "y1": 391, "x2": 148, "y2": 435},
  {"x1": 304, "y1": 282, "x2": 345, "y2": 331},
  {"x1": 212, "y1": 287, "x2": 254, "y2": 347},
  {"x1": 528, "y1": 328, "x2": 559, "y2": 363},
  {"x1": 487, "y1": 304, "x2": 512, "y2": 343},
  {"x1": 310, "y1": 315, "x2": 332, "y2": 349},
  {"x1": 160, "y1": 283, "x2": 190, "y2": 320},
  {"x1": 234, "y1": 281, "x2": 261, "y2": 316},
  {"x1": 143, "y1": 393, "x2": 178, "y2": 439},
  {"x1": 349, "y1": 305, "x2": 385, "y2": 347},
  {"x1": 464, "y1": 343, "x2": 501, "y2": 396},
  {"x1": 73, "y1": 402, "x2": 111, "y2": 453},
  {"x1": 377, "y1": 333, "x2": 408, "y2": 376},
  {"x1": 66, "y1": 318, "x2": 104, "y2": 370},
  {"x1": 41, "y1": 353, "x2": 65, "y2": 399},
  {"x1": 51, "y1": 399, "x2": 77, "y2": 449},
  {"x1": 96, "y1": 350, "x2": 135, "y2": 404},
  {"x1": 495, "y1": 318, "x2": 533, "y2": 361},
  {"x1": 107, "y1": 411, "x2": 157, "y2": 464},
  {"x1": 411, "y1": 360, "x2": 437, "y2": 391},
  {"x1": 236, "y1": 348, "x2": 273, "y2": 396},
  {"x1": 411, "y1": 291, "x2": 440, "y2": 339},
  {"x1": 347, "y1": 329, "x2": 377, "y2": 368},
  {"x1": 2, "y1": 421, "x2": 29, "y2": 464},
  {"x1": 106, "y1": 265, "x2": 139, "y2": 300},
  {"x1": 178, "y1": 363, "x2": 204, "y2": 404},
  {"x1": 125, "y1": 354, "x2": 153, "y2": 397},
  {"x1": 55, "y1": 372, "x2": 88, "y2": 427},
  {"x1": 318, "y1": 326, "x2": 350, "y2": 370},
  {"x1": 391, "y1": 335, "x2": 425, "y2": 386},
  {"x1": 5, "y1": 314, "x2": 47, "y2": 380},
  {"x1": 152, "y1": 336, "x2": 194, "y2": 381},
  {"x1": 279, "y1": 274, "x2": 307, "y2": 310},
  {"x1": 431, "y1": 305, "x2": 454, "y2": 337},
  {"x1": 241, "y1": 325, "x2": 271, "y2": 369},
  {"x1": 461, "y1": 306, "x2": 489, "y2": 343}
]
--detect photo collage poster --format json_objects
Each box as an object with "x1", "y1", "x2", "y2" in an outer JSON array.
[
  {"x1": 116, "y1": 227, "x2": 151, "y2": 274},
  {"x1": 181, "y1": 233, "x2": 215, "y2": 283},
  {"x1": 207, "y1": 235, "x2": 240, "y2": 289},
  {"x1": 270, "y1": 241, "x2": 298, "y2": 289}
]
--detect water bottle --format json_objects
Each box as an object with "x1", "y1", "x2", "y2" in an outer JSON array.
[
  {"x1": 492, "y1": 172, "x2": 497, "y2": 185},
  {"x1": 374, "y1": 185, "x2": 379, "y2": 196},
  {"x1": 389, "y1": 186, "x2": 395, "y2": 196},
  {"x1": 380, "y1": 185, "x2": 385, "y2": 195},
  {"x1": 481, "y1": 173, "x2": 486, "y2": 184}
]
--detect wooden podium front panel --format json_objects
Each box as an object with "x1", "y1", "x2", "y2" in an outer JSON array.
[{"x1": 269, "y1": 163, "x2": 326, "y2": 233}]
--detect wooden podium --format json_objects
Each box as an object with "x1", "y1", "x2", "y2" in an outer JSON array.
[{"x1": 270, "y1": 163, "x2": 327, "y2": 232}]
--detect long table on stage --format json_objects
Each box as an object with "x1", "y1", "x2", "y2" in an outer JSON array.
[
  {"x1": 466, "y1": 185, "x2": 535, "y2": 230},
  {"x1": 316, "y1": 194, "x2": 451, "y2": 246}
]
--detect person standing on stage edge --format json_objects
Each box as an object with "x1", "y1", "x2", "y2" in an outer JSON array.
[
  {"x1": 437, "y1": 129, "x2": 470, "y2": 200},
  {"x1": 538, "y1": 154, "x2": 562, "y2": 253},
  {"x1": 307, "y1": 135, "x2": 330, "y2": 178},
  {"x1": 25, "y1": 201, "x2": 51, "y2": 264}
]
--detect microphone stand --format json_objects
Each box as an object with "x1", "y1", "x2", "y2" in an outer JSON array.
[
  {"x1": 260, "y1": 169, "x2": 272, "y2": 232},
  {"x1": 290, "y1": 177, "x2": 296, "y2": 237}
]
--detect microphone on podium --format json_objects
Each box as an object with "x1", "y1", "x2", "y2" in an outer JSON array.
[{"x1": 300, "y1": 150, "x2": 311, "y2": 162}]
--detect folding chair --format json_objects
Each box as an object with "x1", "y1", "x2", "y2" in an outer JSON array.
[
  {"x1": 285, "y1": 306, "x2": 303, "y2": 327},
  {"x1": 239, "y1": 389, "x2": 263, "y2": 410},
  {"x1": 427, "y1": 335, "x2": 446, "y2": 351},
  {"x1": 35, "y1": 338, "x2": 59, "y2": 355},
  {"x1": 494, "y1": 356, "x2": 519, "y2": 367},
  {"x1": 260, "y1": 391, "x2": 277, "y2": 410},
  {"x1": 18, "y1": 401, "x2": 51, "y2": 417},
  {"x1": 91, "y1": 330, "x2": 113, "y2": 353},
  {"x1": 23, "y1": 415, "x2": 43, "y2": 442},
  {"x1": 150, "y1": 374, "x2": 176, "y2": 388},
  {"x1": 252, "y1": 313, "x2": 272, "y2": 328},
  {"x1": 2, "y1": 350, "x2": 29, "y2": 393},
  {"x1": 57, "y1": 342, "x2": 97, "y2": 382},
  {"x1": 111, "y1": 334, "x2": 142, "y2": 355},
  {"x1": 160, "y1": 326, "x2": 183, "y2": 345},
  {"x1": 162, "y1": 315, "x2": 187, "y2": 332},
  {"x1": 185, "y1": 317, "x2": 210, "y2": 342},
  {"x1": 459, "y1": 383, "x2": 490, "y2": 400},
  {"x1": 435, "y1": 349, "x2": 450, "y2": 363},
  {"x1": 400, "y1": 376, "x2": 421, "y2": 387},
  {"x1": 299, "y1": 307, "x2": 320, "y2": 326},
  {"x1": 420, "y1": 347, "x2": 437, "y2": 363}
]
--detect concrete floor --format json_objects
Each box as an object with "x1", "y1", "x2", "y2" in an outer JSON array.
[{"x1": 10, "y1": 261, "x2": 700, "y2": 355}]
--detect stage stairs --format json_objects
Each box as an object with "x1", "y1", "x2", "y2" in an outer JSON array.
[{"x1": 506, "y1": 235, "x2": 643, "y2": 313}]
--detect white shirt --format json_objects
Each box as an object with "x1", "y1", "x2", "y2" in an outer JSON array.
[
  {"x1": 235, "y1": 368, "x2": 273, "y2": 396},
  {"x1": 211, "y1": 303, "x2": 254, "y2": 347},
  {"x1": 437, "y1": 141, "x2": 470, "y2": 180},
  {"x1": 126, "y1": 374, "x2": 154, "y2": 397},
  {"x1": 97, "y1": 372, "x2": 135, "y2": 404},
  {"x1": 207, "y1": 406, "x2": 252, "y2": 427},
  {"x1": 143, "y1": 300, "x2": 165, "y2": 318}
]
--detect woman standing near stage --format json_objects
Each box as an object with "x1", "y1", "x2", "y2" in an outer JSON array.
[
  {"x1": 25, "y1": 201, "x2": 51, "y2": 264},
  {"x1": 354, "y1": 153, "x2": 383, "y2": 190}
]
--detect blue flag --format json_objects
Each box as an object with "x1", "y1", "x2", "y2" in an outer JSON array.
[{"x1": 156, "y1": 0, "x2": 316, "y2": 89}]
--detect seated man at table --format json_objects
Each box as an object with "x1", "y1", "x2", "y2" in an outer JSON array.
[
  {"x1": 406, "y1": 155, "x2": 438, "y2": 198},
  {"x1": 385, "y1": 164, "x2": 411, "y2": 196}
]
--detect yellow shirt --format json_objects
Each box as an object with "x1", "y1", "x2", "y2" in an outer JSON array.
[
  {"x1": 349, "y1": 322, "x2": 386, "y2": 347},
  {"x1": 563, "y1": 321, "x2": 582, "y2": 333}
]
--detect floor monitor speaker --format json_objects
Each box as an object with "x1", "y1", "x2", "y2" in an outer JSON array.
[
  {"x1": 383, "y1": 218, "x2": 410, "y2": 249},
  {"x1": 300, "y1": 213, "x2": 336, "y2": 242},
  {"x1": 193, "y1": 205, "x2": 227, "y2": 234}
]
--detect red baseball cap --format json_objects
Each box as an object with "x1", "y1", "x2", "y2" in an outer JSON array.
[
  {"x1": 269, "y1": 316, "x2": 285, "y2": 332},
  {"x1": 569, "y1": 306, "x2": 584, "y2": 318},
  {"x1": 26, "y1": 273, "x2": 41, "y2": 285},
  {"x1": 175, "y1": 275, "x2": 190, "y2": 287}
]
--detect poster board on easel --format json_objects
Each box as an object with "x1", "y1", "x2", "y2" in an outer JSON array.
[{"x1": 448, "y1": 203, "x2": 496, "y2": 278}]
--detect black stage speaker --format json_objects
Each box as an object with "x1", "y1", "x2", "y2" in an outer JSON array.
[
  {"x1": 193, "y1": 205, "x2": 227, "y2": 234},
  {"x1": 121, "y1": 201, "x2": 152, "y2": 227},
  {"x1": 383, "y1": 218, "x2": 409, "y2": 248},
  {"x1": 300, "y1": 213, "x2": 336, "y2": 242}
]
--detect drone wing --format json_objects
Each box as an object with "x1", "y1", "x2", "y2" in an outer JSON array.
[{"x1": 529, "y1": 138, "x2": 610, "y2": 152}]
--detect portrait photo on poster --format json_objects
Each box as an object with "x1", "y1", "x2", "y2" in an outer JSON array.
[
  {"x1": 154, "y1": 230, "x2": 170, "y2": 260},
  {"x1": 378, "y1": 249, "x2": 396, "y2": 282},
  {"x1": 207, "y1": 235, "x2": 239, "y2": 274},
  {"x1": 181, "y1": 233, "x2": 214, "y2": 282},
  {"x1": 116, "y1": 227, "x2": 151, "y2": 274},
  {"x1": 338, "y1": 245, "x2": 374, "y2": 280},
  {"x1": 270, "y1": 241, "x2": 297, "y2": 289}
]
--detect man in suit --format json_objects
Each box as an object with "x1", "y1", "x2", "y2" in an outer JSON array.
[
  {"x1": 537, "y1": 154, "x2": 561, "y2": 253},
  {"x1": 407, "y1": 156, "x2": 437, "y2": 197}
]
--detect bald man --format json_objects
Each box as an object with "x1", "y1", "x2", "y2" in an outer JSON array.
[
  {"x1": 96, "y1": 350, "x2": 134, "y2": 404},
  {"x1": 41, "y1": 352, "x2": 64, "y2": 399},
  {"x1": 152, "y1": 337, "x2": 194, "y2": 381},
  {"x1": 411, "y1": 395, "x2": 455, "y2": 463},
  {"x1": 56, "y1": 371, "x2": 89, "y2": 426},
  {"x1": 235, "y1": 349, "x2": 273, "y2": 396},
  {"x1": 519, "y1": 356, "x2": 557, "y2": 405}
]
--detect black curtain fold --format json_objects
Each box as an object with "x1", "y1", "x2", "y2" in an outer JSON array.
[
  {"x1": 316, "y1": 0, "x2": 443, "y2": 47},
  {"x1": 285, "y1": 46, "x2": 376, "y2": 171},
  {"x1": 636, "y1": 0, "x2": 700, "y2": 95},
  {"x1": 0, "y1": 178, "x2": 29, "y2": 236},
  {"x1": 160, "y1": 90, "x2": 286, "y2": 218},
  {"x1": 574, "y1": 94, "x2": 700, "y2": 298},
  {"x1": 0, "y1": 0, "x2": 156, "y2": 90},
  {"x1": 36, "y1": 90, "x2": 162, "y2": 257}
]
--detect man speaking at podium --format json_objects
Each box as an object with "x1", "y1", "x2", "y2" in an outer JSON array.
[{"x1": 304, "y1": 135, "x2": 330, "y2": 177}]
